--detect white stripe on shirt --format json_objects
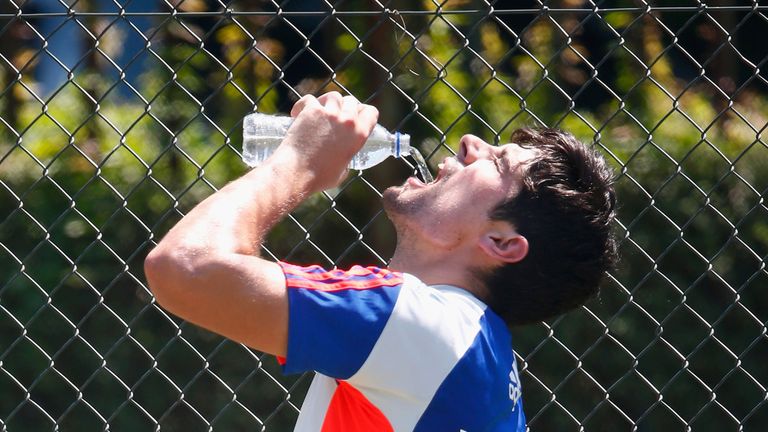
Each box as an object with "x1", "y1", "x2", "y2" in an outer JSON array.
[{"x1": 347, "y1": 273, "x2": 487, "y2": 431}]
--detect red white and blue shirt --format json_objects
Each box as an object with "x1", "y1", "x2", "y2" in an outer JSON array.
[{"x1": 278, "y1": 262, "x2": 526, "y2": 431}]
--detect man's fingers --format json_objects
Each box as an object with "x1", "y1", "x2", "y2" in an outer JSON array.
[
  {"x1": 340, "y1": 95, "x2": 360, "y2": 115},
  {"x1": 356, "y1": 104, "x2": 379, "y2": 130},
  {"x1": 293, "y1": 93, "x2": 372, "y2": 124},
  {"x1": 317, "y1": 91, "x2": 343, "y2": 112},
  {"x1": 291, "y1": 92, "x2": 377, "y2": 145},
  {"x1": 290, "y1": 94, "x2": 320, "y2": 117}
]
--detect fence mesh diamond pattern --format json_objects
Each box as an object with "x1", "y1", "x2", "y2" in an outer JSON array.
[{"x1": 1, "y1": 1, "x2": 767, "y2": 431}]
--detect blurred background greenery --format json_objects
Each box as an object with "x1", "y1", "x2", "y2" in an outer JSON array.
[{"x1": 1, "y1": 0, "x2": 767, "y2": 430}]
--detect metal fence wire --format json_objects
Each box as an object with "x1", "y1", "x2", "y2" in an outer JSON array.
[{"x1": 1, "y1": 0, "x2": 767, "y2": 430}]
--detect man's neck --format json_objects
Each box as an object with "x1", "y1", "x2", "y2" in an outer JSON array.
[{"x1": 388, "y1": 240, "x2": 487, "y2": 300}]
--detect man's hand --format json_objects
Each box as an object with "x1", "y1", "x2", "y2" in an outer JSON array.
[{"x1": 272, "y1": 92, "x2": 379, "y2": 192}]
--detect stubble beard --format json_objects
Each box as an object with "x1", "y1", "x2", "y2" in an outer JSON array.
[{"x1": 382, "y1": 184, "x2": 427, "y2": 222}]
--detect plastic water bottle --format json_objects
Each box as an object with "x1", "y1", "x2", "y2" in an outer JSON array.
[{"x1": 242, "y1": 113, "x2": 411, "y2": 170}]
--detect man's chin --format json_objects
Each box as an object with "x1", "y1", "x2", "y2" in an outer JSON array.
[
  {"x1": 381, "y1": 186, "x2": 401, "y2": 215},
  {"x1": 382, "y1": 177, "x2": 432, "y2": 218},
  {"x1": 383, "y1": 184, "x2": 415, "y2": 215}
]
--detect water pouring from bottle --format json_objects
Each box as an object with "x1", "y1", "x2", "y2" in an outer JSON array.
[{"x1": 409, "y1": 148, "x2": 434, "y2": 183}]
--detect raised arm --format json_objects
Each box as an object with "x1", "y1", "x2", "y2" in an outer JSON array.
[{"x1": 143, "y1": 92, "x2": 379, "y2": 356}]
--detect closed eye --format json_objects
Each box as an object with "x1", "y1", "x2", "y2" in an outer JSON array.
[
  {"x1": 493, "y1": 154, "x2": 506, "y2": 174},
  {"x1": 494, "y1": 149, "x2": 512, "y2": 174}
]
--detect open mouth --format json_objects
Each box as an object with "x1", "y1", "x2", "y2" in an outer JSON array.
[
  {"x1": 407, "y1": 159, "x2": 451, "y2": 187},
  {"x1": 432, "y1": 159, "x2": 457, "y2": 183},
  {"x1": 434, "y1": 163, "x2": 447, "y2": 182},
  {"x1": 407, "y1": 177, "x2": 427, "y2": 187}
]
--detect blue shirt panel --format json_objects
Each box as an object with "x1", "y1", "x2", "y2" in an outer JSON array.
[{"x1": 413, "y1": 310, "x2": 526, "y2": 431}]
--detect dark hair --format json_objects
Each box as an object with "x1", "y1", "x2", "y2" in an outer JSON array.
[{"x1": 482, "y1": 127, "x2": 618, "y2": 326}]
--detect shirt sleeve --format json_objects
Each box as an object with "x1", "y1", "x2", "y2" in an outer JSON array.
[{"x1": 277, "y1": 261, "x2": 404, "y2": 379}]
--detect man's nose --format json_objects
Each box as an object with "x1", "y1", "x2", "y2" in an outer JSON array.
[{"x1": 458, "y1": 134, "x2": 492, "y2": 165}]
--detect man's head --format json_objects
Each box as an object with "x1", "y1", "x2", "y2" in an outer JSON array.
[
  {"x1": 482, "y1": 128, "x2": 617, "y2": 325},
  {"x1": 383, "y1": 127, "x2": 617, "y2": 326}
]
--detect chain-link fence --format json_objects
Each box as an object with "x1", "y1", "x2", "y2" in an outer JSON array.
[{"x1": 1, "y1": 0, "x2": 767, "y2": 430}]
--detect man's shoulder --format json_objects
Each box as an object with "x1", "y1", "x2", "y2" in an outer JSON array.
[
  {"x1": 386, "y1": 274, "x2": 512, "y2": 352},
  {"x1": 402, "y1": 274, "x2": 509, "y2": 332}
]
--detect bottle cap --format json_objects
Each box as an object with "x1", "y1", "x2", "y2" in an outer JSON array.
[{"x1": 395, "y1": 132, "x2": 411, "y2": 157}]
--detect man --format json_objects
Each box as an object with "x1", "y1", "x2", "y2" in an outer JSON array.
[{"x1": 144, "y1": 92, "x2": 617, "y2": 430}]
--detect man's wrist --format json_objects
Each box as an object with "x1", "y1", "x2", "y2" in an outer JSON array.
[{"x1": 260, "y1": 147, "x2": 319, "y2": 196}]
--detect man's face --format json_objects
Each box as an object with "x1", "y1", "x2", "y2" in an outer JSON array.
[{"x1": 383, "y1": 134, "x2": 539, "y2": 250}]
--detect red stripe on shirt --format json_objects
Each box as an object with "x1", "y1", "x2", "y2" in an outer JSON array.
[
  {"x1": 279, "y1": 262, "x2": 404, "y2": 291},
  {"x1": 286, "y1": 276, "x2": 403, "y2": 292},
  {"x1": 321, "y1": 381, "x2": 393, "y2": 432},
  {"x1": 281, "y1": 263, "x2": 397, "y2": 281}
]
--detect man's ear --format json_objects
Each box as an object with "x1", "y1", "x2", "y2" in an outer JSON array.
[{"x1": 478, "y1": 225, "x2": 529, "y2": 264}]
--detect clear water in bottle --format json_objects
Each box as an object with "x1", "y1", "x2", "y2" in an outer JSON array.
[{"x1": 242, "y1": 113, "x2": 294, "y2": 168}]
